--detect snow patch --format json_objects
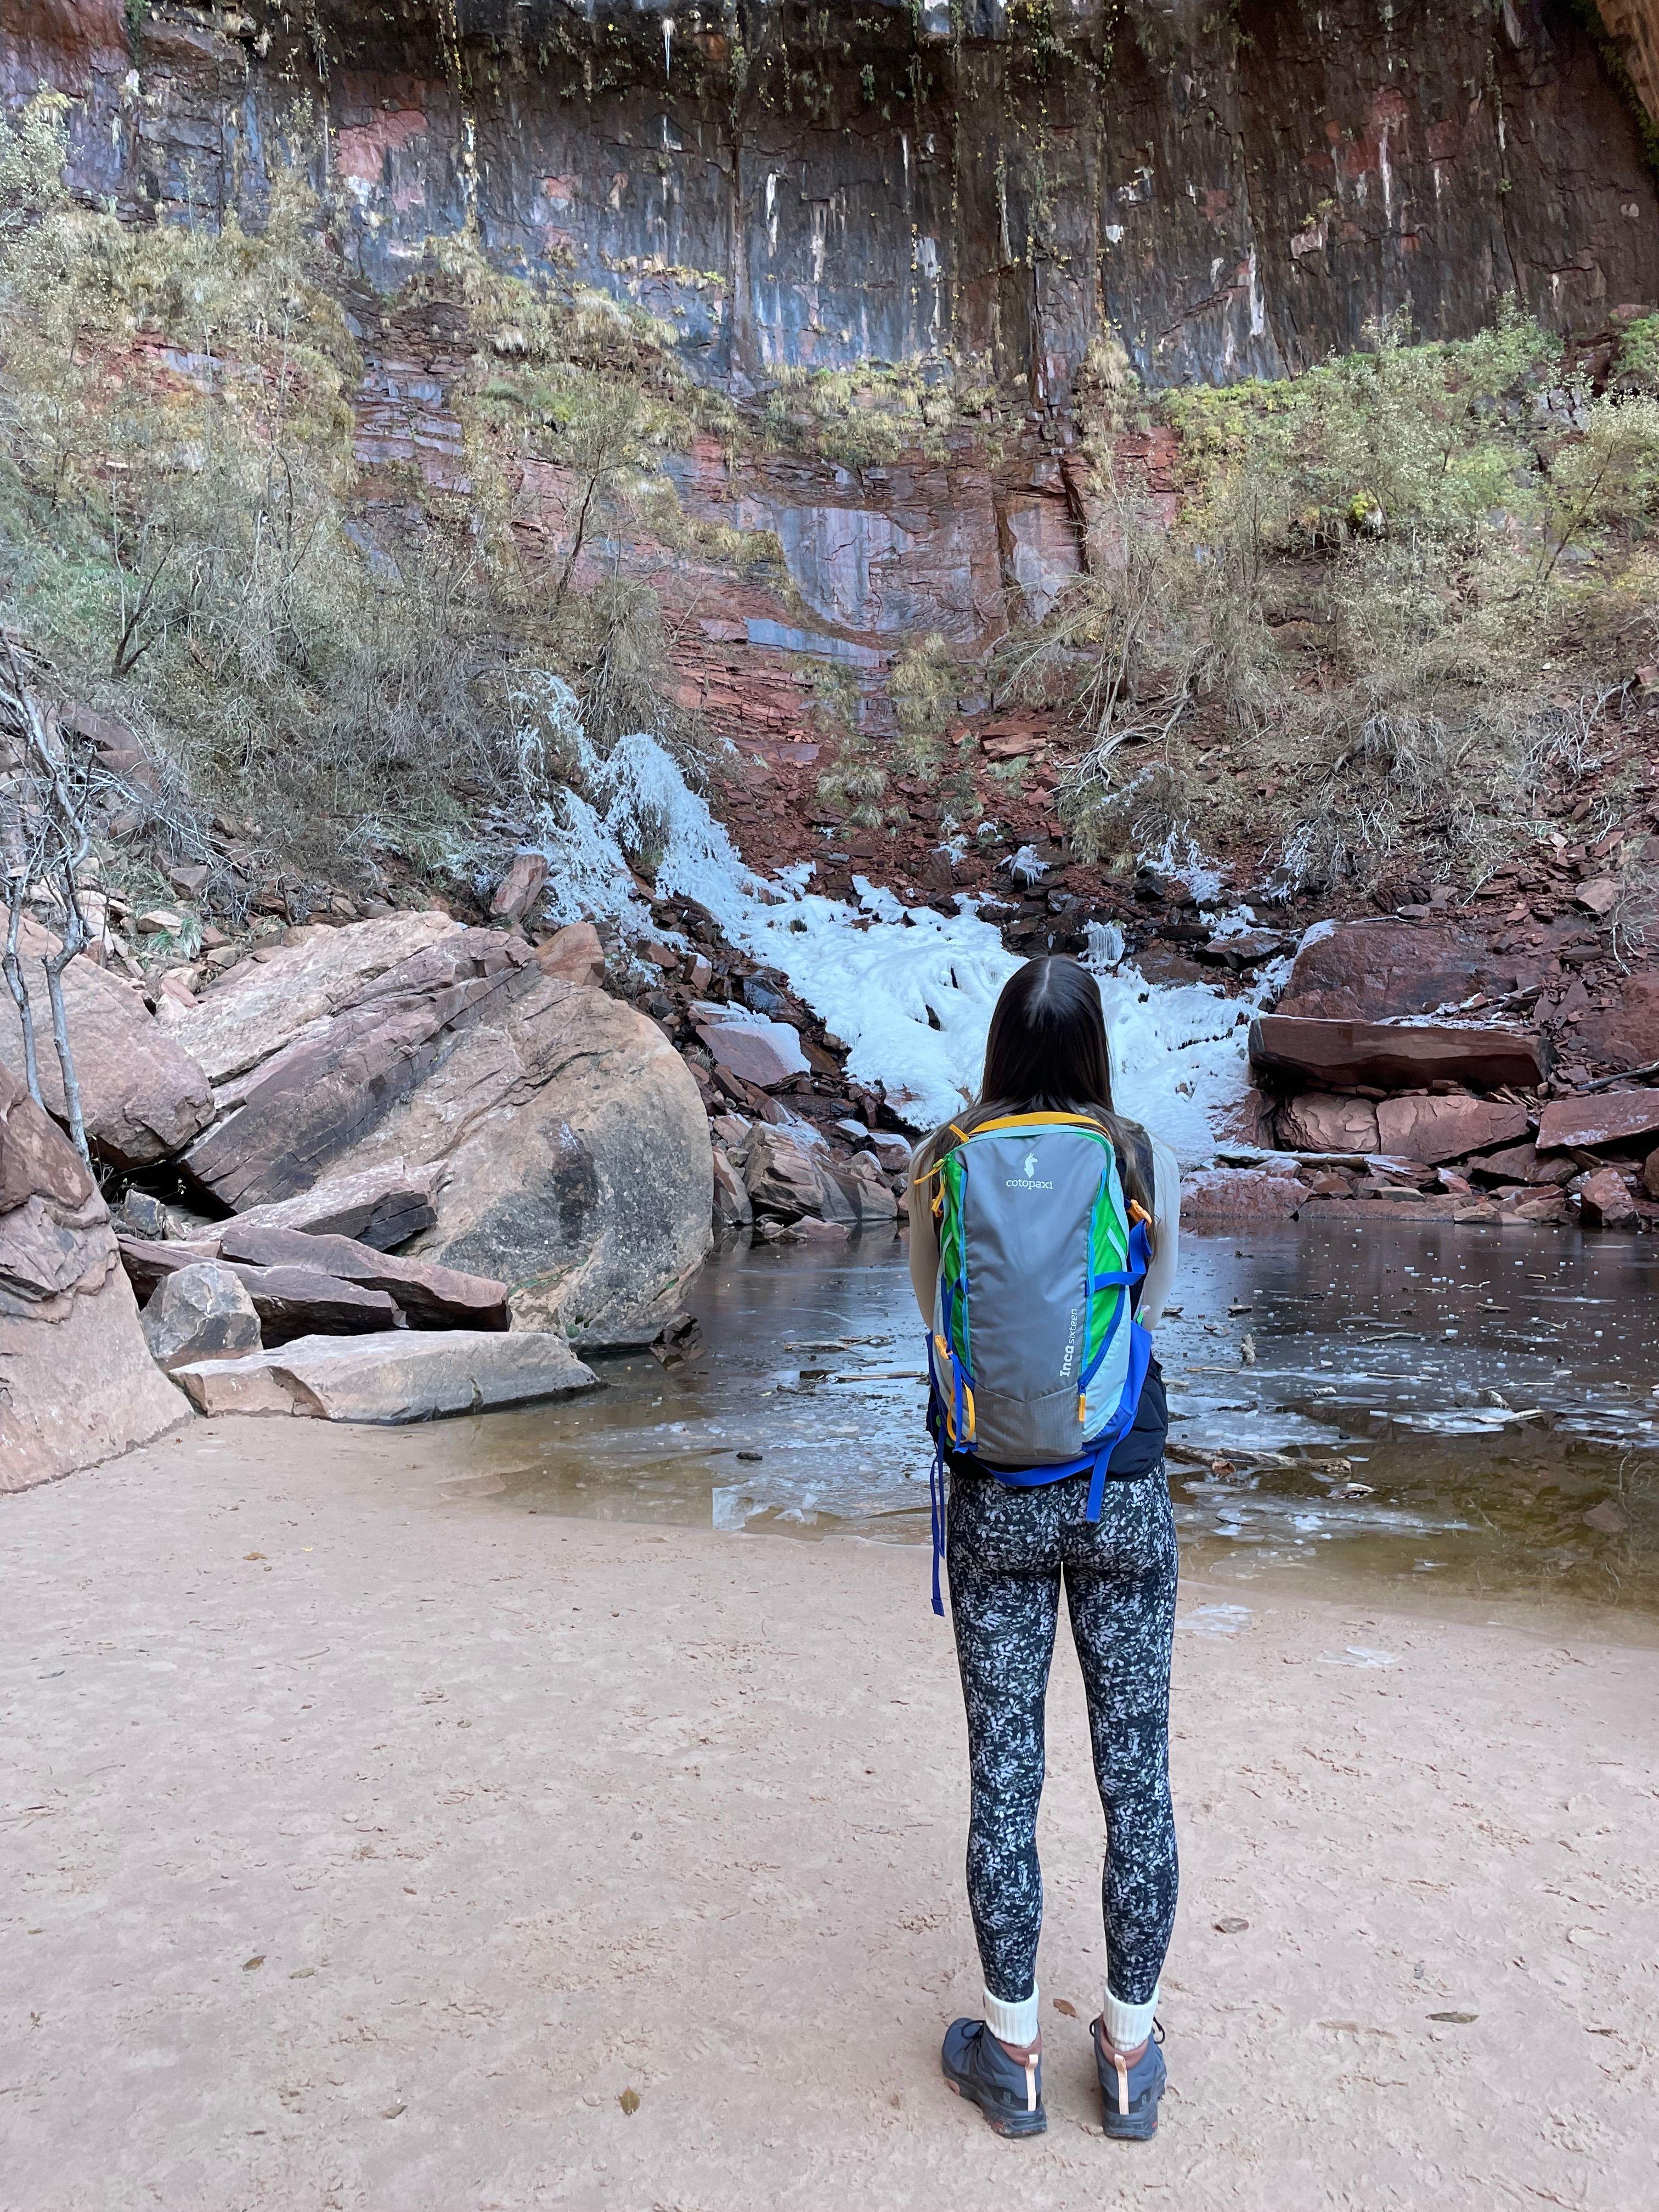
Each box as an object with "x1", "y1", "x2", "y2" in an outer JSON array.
[{"x1": 1152, "y1": 832, "x2": 1227, "y2": 907}]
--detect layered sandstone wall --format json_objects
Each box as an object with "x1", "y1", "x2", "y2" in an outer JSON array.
[{"x1": 5, "y1": 1, "x2": 1657, "y2": 398}]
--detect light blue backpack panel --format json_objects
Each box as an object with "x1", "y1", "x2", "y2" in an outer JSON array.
[{"x1": 921, "y1": 1111, "x2": 1153, "y2": 1612}]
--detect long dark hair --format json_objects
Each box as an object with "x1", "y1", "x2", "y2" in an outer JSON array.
[{"x1": 919, "y1": 957, "x2": 1154, "y2": 1221}]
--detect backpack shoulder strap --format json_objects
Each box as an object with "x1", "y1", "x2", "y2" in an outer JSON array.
[{"x1": 1118, "y1": 1120, "x2": 1156, "y2": 1226}]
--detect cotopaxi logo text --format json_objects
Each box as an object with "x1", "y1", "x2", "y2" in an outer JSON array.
[{"x1": 1004, "y1": 1147, "x2": 1052, "y2": 1192}]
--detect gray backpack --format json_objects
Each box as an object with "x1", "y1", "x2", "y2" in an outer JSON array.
[{"x1": 919, "y1": 1111, "x2": 1154, "y2": 1612}]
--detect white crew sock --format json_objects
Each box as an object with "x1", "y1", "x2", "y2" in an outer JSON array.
[
  {"x1": 983, "y1": 1983, "x2": 1039, "y2": 2046},
  {"x1": 1101, "y1": 1985, "x2": 1159, "y2": 2051}
]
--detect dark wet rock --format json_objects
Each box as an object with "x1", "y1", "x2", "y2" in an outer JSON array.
[
  {"x1": 111, "y1": 1189, "x2": 169, "y2": 1240},
  {"x1": 220, "y1": 1263, "x2": 402, "y2": 1346},
  {"x1": 650, "y1": 1310, "x2": 703, "y2": 1368},
  {"x1": 140, "y1": 1262, "x2": 262, "y2": 1370},
  {"x1": 1194, "y1": 928, "x2": 1291, "y2": 971}
]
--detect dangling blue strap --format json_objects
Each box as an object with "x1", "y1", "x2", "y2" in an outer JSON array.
[
  {"x1": 929, "y1": 1426, "x2": 946, "y2": 1617},
  {"x1": 1088, "y1": 1220, "x2": 1152, "y2": 1292},
  {"x1": 1084, "y1": 1319, "x2": 1154, "y2": 1521}
]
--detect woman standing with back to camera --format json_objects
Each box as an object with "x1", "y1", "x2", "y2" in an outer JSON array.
[{"x1": 908, "y1": 955, "x2": 1182, "y2": 2142}]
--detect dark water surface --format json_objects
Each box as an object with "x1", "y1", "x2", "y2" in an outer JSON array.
[{"x1": 427, "y1": 1222, "x2": 1659, "y2": 1638}]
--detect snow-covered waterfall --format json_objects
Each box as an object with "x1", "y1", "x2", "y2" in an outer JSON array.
[{"x1": 525, "y1": 698, "x2": 1271, "y2": 1163}]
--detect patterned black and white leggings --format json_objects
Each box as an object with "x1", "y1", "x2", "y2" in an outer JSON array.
[{"x1": 946, "y1": 1463, "x2": 1178, "y2": 2045}]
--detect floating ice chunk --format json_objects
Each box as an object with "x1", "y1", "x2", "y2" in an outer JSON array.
[
  {"x1": 1318, "y1": 1646, "x2": 1398, "y2": 1668},
  {"x1": 1187, "y1": 1603, "x2": 1253, "y2": 1638}
]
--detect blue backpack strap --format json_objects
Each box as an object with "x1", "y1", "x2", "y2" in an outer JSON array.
[
  {"x1": 1083, "y1": 1318, "x2": 1155, "y2": 1521},
  {"x1": 924, "y1": 1333, "x2": 950, "y2": 1617},
  {"x1": 1088, "y1": 1217, "x2": 1152, "y2": 1293}
]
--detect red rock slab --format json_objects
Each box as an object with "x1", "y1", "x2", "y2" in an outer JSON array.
[
  {"x1": 217, "y1": 1222, "x2": 509, "y2": 1330},
  {"x1": 490, "y1": 853, "x2": 549, "y2": 927},
  {"x1": 1251, "y1": 1014, "x2": 1541, "y2": 1092},
  {"x1": 224, "y1": 1160, "x2": 441, "y2": 1250},
  {"x1": 116, "y1": 1234, "x2": 224, "y2": 1302},
  {"x1": 1311, "y1": 1195, "x2": 1477, "y2": 1223},
  {"x1": 183, "y1": 931, "x2": 544, "y2": 1210},
  {"x1": 1275, "y1": 919, "x2": 1534, "y2": 1022},
  {"x1": 1178, "y1": 1170, "x2": 1303, "y2": 1222},
  {"x1": 1275, "y1": 1092, "x2": 1381, "y2": 1153},
  {"x1": 536, "y1": 921, "x2": 606, "y2": 988},
  {"x1": 1537, "y1": 1089, "x2": 1659, "y2": 1152},
  {"x1": 696, "y1": 1020, "x2": 809, "y2": 1091},
  {"x1": 1577, "y1": 1167, "x2": 1639, "y2": 1228},
  {"x1": 1468, "y1": 1142, "x2": 1578, "y2": 1188},
  {"x1": 0, "y1": 1080, "x2": 96, "y2": 1212},
  {"x1": 1571, "y1": 972, "x2": 1659, "y2": 1074},
  {"x1": 0, "y1": 920, "x2": 214, "y2": 1169},
  {"x1": 1373, "y1": 1094, "x2": 1530, "y2": 1164},
  {"x1": 219, "y1": 1263, "x2": 402, "y2": 1347}
]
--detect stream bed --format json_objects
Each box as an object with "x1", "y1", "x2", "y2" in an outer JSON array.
[{"x1": 425, "y1": 1218, "x2": 1659, "y2": 1637}]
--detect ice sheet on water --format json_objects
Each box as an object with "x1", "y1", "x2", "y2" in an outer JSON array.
[{"x1": 527, "y1": 719, "x2": 1263, "y2": 1149}]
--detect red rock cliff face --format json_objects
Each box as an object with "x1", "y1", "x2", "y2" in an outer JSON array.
[
  {"x1": 3, "y1": 2, "x2": 1657, "y2": 775},
  {"x1": 5, "y1": 1, "x2": 1657, "y2": 396}
]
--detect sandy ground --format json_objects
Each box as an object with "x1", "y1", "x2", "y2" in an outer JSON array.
[{"x1": 3, "y1": 1421, "x2": 1657, "y2": 2212}]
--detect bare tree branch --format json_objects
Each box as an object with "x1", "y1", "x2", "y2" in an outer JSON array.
[{"x1": 0, "y1": 627, "x2": 93, "y2": 1159}]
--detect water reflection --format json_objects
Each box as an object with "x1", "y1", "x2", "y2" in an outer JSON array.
[{"x1": 428, "y1": 1221, "x2": 1658, "y2": 1632}]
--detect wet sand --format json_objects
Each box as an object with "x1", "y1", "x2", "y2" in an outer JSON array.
[{"x1": 3, "y1": 1418, "x2": 1655, "y2": 2210}]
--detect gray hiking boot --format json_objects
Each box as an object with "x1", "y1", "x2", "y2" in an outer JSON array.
[
  {"x1": 940, "y1": 2017, "x2": 1046, "y2": 2138},
  {"x1": 1093, "y1": 2016, "x2": 1166, "y2": 2140}
]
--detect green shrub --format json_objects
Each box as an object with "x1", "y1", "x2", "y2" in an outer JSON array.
[
  {"x1": 1030, "y1": 308, "x2": 1659, "y2": 888},
  {"x1": 0, "y1": 107, "x2": 714, "y2": 890}
]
